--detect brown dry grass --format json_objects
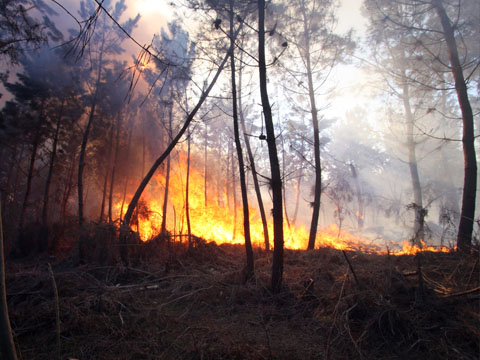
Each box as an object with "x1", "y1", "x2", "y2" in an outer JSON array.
[{"x1": 4, "y1": 235, "x2": 479, "y2": 360}]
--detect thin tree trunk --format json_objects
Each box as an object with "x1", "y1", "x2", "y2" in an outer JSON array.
[
  {"x1": 230, "y1": 0, "x2": 254, "y2": 279},
  {"x1": 238, "y1": 41, "x2": 270, "y2": 251},
  {"x1": 349, "y1": 163, "x2": 364, "y2": 234},
  {"x1": 302, "y1": 5, "x2": 322, "y2": 251},
  {"x1": 433, "y1": 0, "x2": 477, "y2": 253},
  {"x1": 19, "y1": 123, "x2": 41, "y2": 234},
  {"x1": 204, "y1": 122, "x2": 208, "y2": 209},
  {"x1": 2, "y1": 145, "x2": 19, "y2": 220},
  {"x1": 108, "y1": 111, "x2": 122, "y2": 223},
  {"x1": 99, "y1": 119, "x2": 113, "y2": 222},
  {"x1": 78, "y1": 33, "x2": 105, "y2": 228},
  {"x1": 120, "y1": 118, "x2": 134, "y2": 220},
  {"x1": 402, "y1": 79, "x2": 424, "y2": 244},
  {"x1": 40, "y1": 102, "x2": 64, "y2": 251},
  {"x1": 231, "y1": 143, "x2": 237, "y2": 242},
  {"x1": 0, "y1": 204, "x2": 18, "y2": 360},
  {"x1": 122, "y1": 46, "x2": 233, "y2": 227},
  {"x1": 186, "y1": 128, "x2": 192, "y2": 249},
  {"x1": 161, "y1": 105, "x2": 173, "y2": 235},
  {"x1": 292, "y1": 167, "x2": 303, "y2": 226},
  {"x1": 258, "y1": 0, "x2": 284, "y2": 292},
  {"x1": 62, "y1": 152, "x2": 76, "y2": 225}
]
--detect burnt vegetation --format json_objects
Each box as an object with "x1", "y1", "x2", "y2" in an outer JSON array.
[{"x1": 0, "y1": 0, "x2": 479, "y2": 359}]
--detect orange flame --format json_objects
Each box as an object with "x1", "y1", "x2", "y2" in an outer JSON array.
[{"x1": 115, "y1": 150, "x2": 452, "y2": 255}]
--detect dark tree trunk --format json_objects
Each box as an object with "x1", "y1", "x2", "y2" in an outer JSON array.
[
  {"x1": 99, "y1": 119, "x2": 113, "y2": 222},
  {"x1": 302, "y1": 5, "x2": 322, "y2": 251},
  {"x1": 231, "y1": 143, "x2": 237, "y2": 242},
  {"x1": 186, "y1": 129, "x2": 192, "y2": 249},
  {"x1": 108, "y1": 112, "x2": 122, "y2": 223},
  {"x1": 161, "y1": 105, "x2": 173, "y2": 236},
  {"x1": 62, "y1": 152, "x2": 76, "y2": 225},
  {"x1": 230, "y1": 0, "x2": 254, "y2": 279},
  {"x1": 40, "y1": 102, "x2": 64, "y2": 251},
  {"x1": 19, "y1": 124, "x2": 41, "y2": 233},
  {"x1": 78, "y1": 33, "x2": 105, "y2": 228},
  {"x1": 204, "y1": 122, "x2": 208, "y2": 209},
  {"x1": 238, "y1": 43, "x2": 270, "y2": 251},
  {"x1": 433, "y1": 0, "x2": 477, "y2": 253},
  {"x1": 120, "y1": 118, "x2": 134, "y2": 220},
  {"x1": 0, "y1": 205, "x2": 18, "y2": 360},
  {"x1": 258, "y1": 0, "x2": 284, "y2": 292}
]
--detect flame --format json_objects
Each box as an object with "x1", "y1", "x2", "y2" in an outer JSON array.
[
  {"x1": 114, "y1": 150, "x2": 452, "y2": 255},
  {"x1": 393, "y1": 239, "x2": 451, "y2": 255}
]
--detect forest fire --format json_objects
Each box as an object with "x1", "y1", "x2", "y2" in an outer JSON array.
[{"x1": 114, "y1": 151, "x2": 451, "y2": 256}]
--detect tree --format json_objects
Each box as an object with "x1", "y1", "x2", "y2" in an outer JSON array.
[
  {"x1": 0, "y1": 204, "x2": 17, "y2": 360},
  {"x1": 258, "y1": 0, "x2": 284, "y2": 292},
  {"x1": 228, "y1": 0, "x2": 254, "y2": 279},
  {"x1": 75, "y1": 0, "x2": 139, "y2": 228},
  {"x1": 364, "y1": 0, "x2": 479, "y2": 251},
  {"x1": 275, "y1": 0, "x2": 353, "y2": 250},
  {"x1": 0, "y1": 0, "x2": 60, "y2": 63}
]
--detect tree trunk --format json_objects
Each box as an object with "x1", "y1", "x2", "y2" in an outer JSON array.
[
  {"x1": 292, "y1": 167, "x2": 303, "y2": 226},
  {"x1": 122, "y1": 46, "x2": 233, "y2": 227},
  {"x1": 0, "y1": 204, "x2": 18, "y2": 360},
  {"x1": 78, "y1": 33, "x2": 105, "y2": 228},
  {"x1": 349, "y1": 163, "x2": 364, "y2": 234},
  {"x1": 204, "y1": 122, "x2": 208, "y2": 209},
  {"x1": 186, "y1": 128, "x2": 192, "y2": 249},
  {"x1": 231, "y1": 143, "x2": 237, "y2": 242},
  {"x1": 120, "y1": 118, "x2": 134, "y2": 220},
  {"x1": 108, "y1": 112, "x2": 122, "y2": 223},
  {"x1": 62, "y1": 152, "x2": 76, "y2": 225},
  {"x1": 230, "y1": 0, "x2": 254, "y2": 279},
  {"x1": 258, "y1": 0, "x2": 284, "y2": 292},
  {"x1": 19, "y1": 124, "x2": 41, "y2": 234},
  {"x1": 301, "y1": 6, "x2": 322, "y2": 251},
  {"x1": 40, "y1": 102, "x2": 64, "y2": 251},
  {"x1": 161, "y1": 105, "x2": 173, "y2": 235},
  {"x1": 238, "y1": 43, "x2": 270, "y2": 251},
  {"x1": 402, "y1": 78, "x2": 424, "y2": 244},
  {"x1": 433, "y1": 0, "x2": 477, "y2": 253}
]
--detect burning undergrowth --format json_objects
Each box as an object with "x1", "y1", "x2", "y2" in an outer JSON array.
[{"x1": 5, "y1": 237, "x2": 479, "y2": 360}]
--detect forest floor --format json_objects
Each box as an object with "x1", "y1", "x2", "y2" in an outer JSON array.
[{"x1": 4, "y1": 235, "x2": 480, "y2": 360}]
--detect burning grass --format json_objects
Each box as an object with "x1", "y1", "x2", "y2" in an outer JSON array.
[{"x1": 5, "y1": 234, "x2": 479, "y2": 360}]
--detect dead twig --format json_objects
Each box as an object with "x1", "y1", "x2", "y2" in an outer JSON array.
[{"x1": 342, "y1": 251, "x2": 361, "y2": 289}]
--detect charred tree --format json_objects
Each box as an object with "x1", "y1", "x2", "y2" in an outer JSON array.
[{"x1": 258, "y1": 0, "x2": 284, "y2": 292}]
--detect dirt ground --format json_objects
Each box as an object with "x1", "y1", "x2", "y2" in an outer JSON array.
[{"x1": 5, "y1": 238, "x2": 480, "y2": 359}]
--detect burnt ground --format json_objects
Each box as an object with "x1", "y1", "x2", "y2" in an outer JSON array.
[{"x1": 4, "y1": 238, "x2": 480, "y2": 360}]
